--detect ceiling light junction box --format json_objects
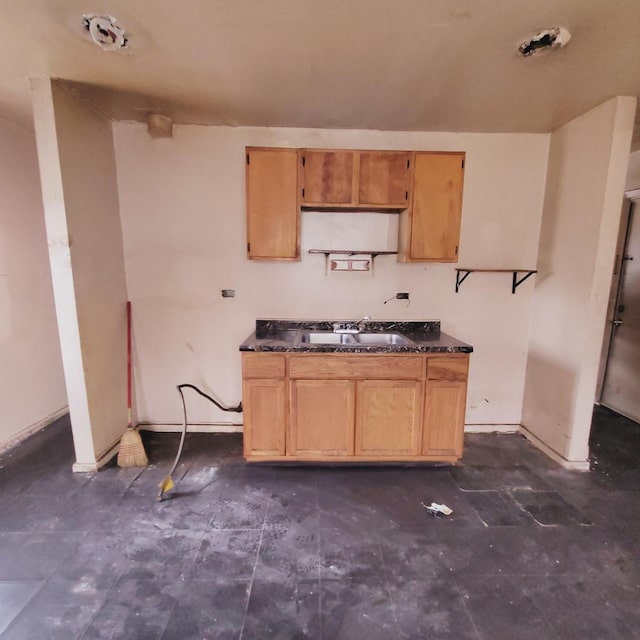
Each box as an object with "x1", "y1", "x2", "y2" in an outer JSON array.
[
  {"x1": 518, "y1": 27, "x2": 571, "y2": 57},
  {"x1": 82, "y1": 14, "x2": 128, "y2": 51}
]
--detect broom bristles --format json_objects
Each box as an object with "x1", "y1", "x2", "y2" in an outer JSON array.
[{"x1": 117, "y1": 427, "x2": 149, "y2": 467}]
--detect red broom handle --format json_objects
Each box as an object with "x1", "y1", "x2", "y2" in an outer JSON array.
[{"x1": 127, "y1": 301, "x2": 132, "y2": 428}]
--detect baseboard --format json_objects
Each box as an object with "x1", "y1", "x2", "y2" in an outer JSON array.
[
  {"x1": 519, "y1": 425, "x2": 590, "y2": 471},
  {"x1": 464, "y1": 424, "x2": 520, "y2": 434},
  {"x1": 138, "y1": 423, "x2": 243, "y2": 434},
  {"x1": 0, "y1": 406, "x2": 69, "y2": 455},
  {"x1": 464, "y1": 423, "x2": 590, "y2": 471},
  {"x1": 119, "y1": 422, "x2": 591, "y2": 470},
  {"x1": 72, "y1": 435, "x2": 123, "y2": 473}
]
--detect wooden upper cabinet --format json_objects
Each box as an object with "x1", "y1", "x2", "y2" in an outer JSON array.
[
  {"x1": 399, "y1": 151, "x2": 465, "y2": 262},
  {"x1": 244, "y1": 146, "x2": 465, "y2": 262},
  {"x1": 358, "y1": 152, "x2": 410, "y2": 207},
  {"x1": 301, "y1": 150, "x2": 410, "y2": 209},
  {"x1": 302, "y1": 150, "x2": 354, "y2": 206},
  {"x1": 245, "y1": 147, "x2": 300, "y2": 260}
]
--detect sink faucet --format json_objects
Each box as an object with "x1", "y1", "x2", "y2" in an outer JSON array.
[
  {"x1": 333, "y1": 316, "x2": 371, "y2": 334},
  {"x1": 355, "y1": 315, "x2": 371, "y2": 332}
]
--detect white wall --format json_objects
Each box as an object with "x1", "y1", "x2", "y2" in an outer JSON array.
[
  {"x1": 522, "y1": 96, "x2": 637, "y2": 464},
  {"x1": 31, "y1": 79, "x2": 128, "y2": 468},
  {"x1": 626, "y1": 149, "x2": 640, "y2": 190},
  {"x1": 0, "y1": 118, "x2": 66, "y2": 449},
  {"x1": 114, "y1": 124, "x2": 550, "y2": 428}
]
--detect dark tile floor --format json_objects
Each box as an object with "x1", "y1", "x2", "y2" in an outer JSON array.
[{"x1": 0, "y1": 405, "x2": 638, "y2": 639}]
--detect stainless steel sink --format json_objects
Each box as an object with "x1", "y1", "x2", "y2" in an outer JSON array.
[
  {"x1": 299, "y1": 331, "x2": 413, "y2": 346},
  {"x1": 300, "y1": 332, "x2": 358, "y2": 345},
  {"x1": 353, "y1": 332, "x2": 414, "y2": 345}
]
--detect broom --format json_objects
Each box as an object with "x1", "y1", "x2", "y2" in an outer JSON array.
[{"x1": 117, "y1": 301, "x2": 149, "y2": 468}]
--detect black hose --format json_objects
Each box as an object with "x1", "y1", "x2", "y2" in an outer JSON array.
[
  {"x1": 156, "y1": 384, "x2": 242, "y2": 501},
  {"x1": 176, "y1": 383, "x2": 243, "y2": 413}
]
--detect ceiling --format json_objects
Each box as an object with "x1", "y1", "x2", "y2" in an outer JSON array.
[{"x1": 2, "y1": 0, "x2": 640, "y2": 148}]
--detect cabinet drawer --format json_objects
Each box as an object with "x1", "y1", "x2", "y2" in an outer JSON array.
[
  {"x1": 242, "y1": 353, "x2": 286, "y2": 378},
  {"x1": 289, "y1": 354, "x2": 423, "y2": 380},
  {"x1": 427, "y1": 356, "x2": 468, "y2": 381}
]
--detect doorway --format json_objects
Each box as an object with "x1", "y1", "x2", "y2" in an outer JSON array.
[{"x1": 600, "y1": 192, "x2": 640, "y2": 422}]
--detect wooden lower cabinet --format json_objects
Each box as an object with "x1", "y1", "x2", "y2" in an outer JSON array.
[
  {"x1": 355, "y1": 380, "x2": 422, "y2": 456},
  {"x1": 422, "y1": 381, "x2": 466, "y2": 457},
  {"x1": 289, "y1": 380, "x2": 355, "y2": 456},
  {"x1": 241, "y1": 352, "x2": 468, "y2": 462},
  {"x1": 422, "y1": 355, "x2": 469, "y2": 457},
  {"x1": 242, "y1": 379, "x2": 286, "y2": 457}
]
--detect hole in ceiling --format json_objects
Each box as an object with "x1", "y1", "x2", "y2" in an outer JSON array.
[
  {"x1": 518, "y1": 27, "x2": 571, "y2": 57},
  {"x1": 82, "y1": 14, "x2": 128, "y2": 51}
]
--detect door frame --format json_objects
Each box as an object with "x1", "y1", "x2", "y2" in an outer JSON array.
[{"x1": 596, "y1": 191, "x2": 640, "y2": 401}]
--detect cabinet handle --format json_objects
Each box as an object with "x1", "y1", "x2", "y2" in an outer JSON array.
[{"x1": 246, "y1": 154, "x2": 250, "y2": 165}]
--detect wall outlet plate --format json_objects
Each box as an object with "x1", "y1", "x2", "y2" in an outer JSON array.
[
  {"x1": 221, "y1": 289, "x2": 235, "y2": 298},
  {"x1": 396, "y1": 292, "x2": 410, "y2": 299}
]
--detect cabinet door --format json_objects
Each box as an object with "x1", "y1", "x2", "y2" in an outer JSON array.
[
  {"x1": 358, "y1": 152, "x2": 410, "y2": 207},
  {"x1": 289, "y1": 379, "x2": 355, "y2": 456},
  {"x1": 404, "y1": 152, "x2": 465, "y2": 262},
  {"x1": 422, "y1": 357, "x2": 468, "y2": 457},
  {"x1": 243, "y1": 379, "x2": 286, "y2": 457},
  {"x1": 355, "y1": 380, "x2": 422, "y2": 456},
  {"x1": 302, "y1": 150, "x2": 354, "y2": 206},
  {"x1": 422, "y1": 381, "x2": 467, "y2": 457},
  {"x1": 246, "y1": 147, "x2": 300, "y2": 260}
]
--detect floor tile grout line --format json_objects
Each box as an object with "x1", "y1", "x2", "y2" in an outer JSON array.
[
  {"x1": 158, "y1": 576, "x2": 191, "y2": 640},
  {"x1": 182, "y1": 528, "x2": 209, "y2": 580},
  {"x1": 0, "y1": 578, "x2": 47, "y2": 637},
  {"x1": 376, "y1": 537, "x2": 403, "y2": 638},
  {"x1": 314, "y1": 478, "x2": 323, "y2": 640},
  {"x1": 238, "y1": 492, "x2": 271, "y2": 640},
  {"x1": 451, "y1": 577, "x2": 485, "y2": 640},
  {"x1": 518, "y1": 579, "x2": 566, "y2": 640},
  {"x1": 76, "y1": 568, "x2": 126, "y2": 640}
]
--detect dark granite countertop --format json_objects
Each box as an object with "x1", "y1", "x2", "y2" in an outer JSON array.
[{"x1": 239, "y1": 319, "x2": 473, "y2": 354}]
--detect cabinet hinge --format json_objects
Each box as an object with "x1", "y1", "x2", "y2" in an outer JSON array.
[
  {"x1": 246, "y1": 154, "x2": 250, "y2": 165},
  {"x1": 302, "y1": 156, "x2": 306, "y2": 167}
]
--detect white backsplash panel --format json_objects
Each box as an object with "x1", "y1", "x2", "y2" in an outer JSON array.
[{"x1": 301, "y1": 210, "x2": 399, "y2": 253}]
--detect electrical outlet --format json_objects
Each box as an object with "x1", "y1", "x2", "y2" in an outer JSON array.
[
  {"x1": 396, "y1": 292, "x2": 410, "y2": 300},
  {"x1": 221, "y1": 289, "x2": 235, "y2": 298}
]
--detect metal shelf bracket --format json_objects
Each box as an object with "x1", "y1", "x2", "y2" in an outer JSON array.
[{"x1": 454, "y1": 268, "x2": 538, "y2": 294}]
